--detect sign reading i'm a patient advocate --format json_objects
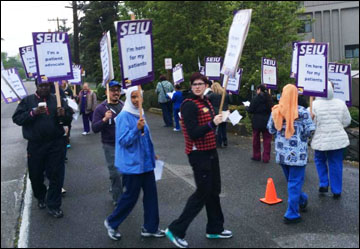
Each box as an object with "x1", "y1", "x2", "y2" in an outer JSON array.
[{"x1": 32, "y1": 32, "x2": 73, "y2": 83}]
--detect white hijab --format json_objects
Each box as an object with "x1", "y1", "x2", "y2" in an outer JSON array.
[{"x1": 121, "y1": 86, "x2": 144, "y2": 117}]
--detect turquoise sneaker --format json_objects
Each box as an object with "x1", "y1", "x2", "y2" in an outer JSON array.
[
  {"x1": 165, "y1": 228, "x2": 188, "y2": 248},
  {"x1": 206, "y1": 229, "x2": 233, "y2": 239}
]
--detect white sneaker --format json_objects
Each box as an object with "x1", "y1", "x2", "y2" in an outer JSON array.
[
  {"x1": 82, "y1": 132, "x2": 87, "y2": 136},
  {"x1": 104, "y1": 219, "x2": 121, "y2": 240},
  {"x1": 165, "y1": 228, "x2": 188, "y2": 248},
  {"x1": 173, "y1": 128, "x2": 181, "y2": 132}
]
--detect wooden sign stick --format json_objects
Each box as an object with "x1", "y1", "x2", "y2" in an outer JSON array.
[
  {"x1": 219, "y1": 74, "x2": 229, "y2": 114},
  {"x1": 54, "y1": 81, "x2": 61, "y2": 108},
  {"x1": 130, "y1": 13, "x2": 144, "y2": 121},
  {"x1": 309, "y1": 38, "x2": 315, "y2": 119}
]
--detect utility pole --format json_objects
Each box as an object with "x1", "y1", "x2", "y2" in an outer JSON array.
[
  {"x1": 48, "y1": 17, "x2": 68, "y2": 32},
  {"x1": 65, "y1": 1, "x2": 80, "y2": 64}
]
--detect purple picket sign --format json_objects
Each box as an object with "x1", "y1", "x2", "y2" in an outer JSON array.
[
  {"x1": 19, "y1": 45, "x2": 37, "y2": 78},
  {"x1": 115, "y1": 20, "x2": 154, "y2": 89},
  {"x1": 1, "y1": 68, "x2": 28, "y2": 104},
  {"x1": 32, "y1": 32, "x2": 73, "y2": 84},
  {"x1": 68, "y1": 64, "x2": 82, "y2": 85},
  {"x1": 261, "y1": 57, "x2": 277, "y2": 90},
  {"x1": 172, "y1": 64, "x2": 184, "y2": 85},
  {"x1": 205, "y1": 57, "x2": 222, "y2": 81},
  {"x1": 328, "y1": 62, "x2": 352, "y2": 106},
  {"x1": 296, "y1": 42, "x2": 328, "y2": 97},
  {"x1": 225, "y1": 68, "x2": 243, "y2": 94}
]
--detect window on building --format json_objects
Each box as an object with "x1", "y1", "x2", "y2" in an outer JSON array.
[
  {"x1": 298, "y1": 19, "x2": 312, "y2": 33},
  {"x1": 345, "y1": 45, "x2": 359, "y2": 58}
]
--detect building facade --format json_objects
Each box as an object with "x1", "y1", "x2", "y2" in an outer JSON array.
[{"x1": 299, "y1": 1, "x2": 359, "y2": 62}]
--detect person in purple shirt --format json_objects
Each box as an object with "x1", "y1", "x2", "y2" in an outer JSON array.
[{"x1": 92, "y1": 81, "x2": 124, "y2": 205}]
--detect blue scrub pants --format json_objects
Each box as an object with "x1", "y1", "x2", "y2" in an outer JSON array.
[
  {"x1": 314, "y1": 149, "x2": 344, "y2": 195},
  {"x1": 107, "y1": 171, "x2": 159, "y2": 233},
  {"x1": 281, "y1": 164, "x2": 308, "y2": 220}
]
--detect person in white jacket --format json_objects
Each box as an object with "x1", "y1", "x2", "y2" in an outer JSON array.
[{"x1": 311, "y1": 81, "x2": 352, "y2": 199}]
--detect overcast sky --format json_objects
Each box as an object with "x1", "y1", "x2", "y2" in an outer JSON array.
[{"x1": 1, "y1": 1, "x2": 74, "y2": 57}]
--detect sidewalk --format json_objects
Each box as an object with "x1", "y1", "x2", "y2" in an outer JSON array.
[{"x1": 23, "y1": 111, "x2": 359, "y2": 248}]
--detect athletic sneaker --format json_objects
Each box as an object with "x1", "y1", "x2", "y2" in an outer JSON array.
[
  {"x1": 37, "y1": 199, "x2": 46, "y2": 209},
  {"x1": 206, "y1": 230, "x2": 233, "y2": 239},
  {"x1": 141, "y1": 227, "x2": 165, "y2": 238},
  {"x1": 104, "y1": 219, "x2": 121, "y2": 240},
  {"x1": 47, "y1": 208, "x2": 64, "y2": 218},
  {"x1": 165, "y1": 228, "x2": 188, "y2": 248}
]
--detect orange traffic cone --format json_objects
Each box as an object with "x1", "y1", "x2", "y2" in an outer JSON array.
[{"x1": 260, "y1": 178, "x2": 282, "y2": 205}]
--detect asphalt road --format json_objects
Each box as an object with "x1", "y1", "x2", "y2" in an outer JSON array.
[{"x1": 1, "y1": 82, "x2": 359, "y2": 248}]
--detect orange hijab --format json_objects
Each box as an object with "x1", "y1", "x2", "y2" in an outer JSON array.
[{"x1": 271, "y1": 84, "x2": 298, "y2": 139}]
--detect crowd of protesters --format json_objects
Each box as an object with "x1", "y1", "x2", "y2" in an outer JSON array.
[{"x1": 12, "y1": 72, "x2": 352, "y2": 248}]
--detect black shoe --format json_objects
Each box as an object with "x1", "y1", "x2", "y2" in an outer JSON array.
[
  {"x1": 319, "y1": 187, "x2": 328, "y2": 194},
  {"x1": 38, "y1": 200, "x2": 46, "y2": 209},
  {"x1": 223, "y1": 141, "x2": 228, "y2": 147},
  {"x1": 48, "y1": 208, "x2": 64, "y2": 218},
  {"x1": 283, "y1": 217, "x2": 302, "y2": 224},
  {"x1": 251, "y1": 157, "x2": 261, "y2": 161},
  {"x1": 299, "y1": 199, "x2": 308, "y2": 212},
  {"x1": 333, "y1": 193, "x2": 341, "y2": 199}
]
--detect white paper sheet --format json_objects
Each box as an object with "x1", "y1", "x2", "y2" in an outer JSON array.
[
  {"x1": 228, "y1": 110, "x2": 243, "y2": 126},
  {"x1": 166, "y1": 91, "x2": 176, "y2": 99},
  {"x1": 222, "y1": 110, "x2": 230, "y2": 122},
  {"x1": 242, "y1": 101, "x2": 250, "y2": 107},
  {"x1": 154, "y1": 160, "x2": 164, "y2": 181}
]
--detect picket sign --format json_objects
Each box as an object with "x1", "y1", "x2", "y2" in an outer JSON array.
[{"x1": 219, "y1": 9, "x2": 252, "y2": 114}]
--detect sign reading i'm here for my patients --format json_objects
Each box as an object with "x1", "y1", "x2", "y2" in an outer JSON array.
[
  {"x1": 100, "y1": 31, "x2": 114, "y2": 86},
  {"x1": 221, "y1": 9, "x2": 252, "y2": 78},
  {"x1": 296, "y1": 42, "x2": 328, "y2": 97},
  {"x1": 205, "y1": 57, "x2": 222, "y2": 81},
  {"x1": 261, "y1": 57, "x2": 277, "y2": 89},
  {"x1": 32, "y1": 32, "x2": 73, "y2": 83},
  {"x1": 328, "y1": 62, "x2": 352, "y2": 106},
  {"x1": 115, "y1": 19, "x2": 154, "y2": 88},
  {"x1": 1, "y1": 68, "x2": 28, "y2": 104},
  {"x1": 19, "y1": 45, "x2": 37, "y2": 78}
]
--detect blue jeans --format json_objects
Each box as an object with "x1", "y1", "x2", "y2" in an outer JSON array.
[
  {"x1": 314, "y1": 149, "x2": 344, "y2": 195},
  {"x1": 173, "y1": 108, "x2": 180, "y2": 130},
  {"x1": 281, "y1": 164, "x2": 308, "y2": 220},
  {"x1": 107, "y1": 171, "x2": 159, "y2": 233},
  {"x1": 82, "y1": 111, "x2": 93, "y2": 132},
  {"x1": 160, "y1": 102, "x2": 173, "y2": 127}
]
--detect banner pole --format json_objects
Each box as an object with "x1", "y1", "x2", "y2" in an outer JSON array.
[
  {"x1": 219, "y1": 74, "x2": 229, "y2": 114},
  {"x1": 54, "y1": 81, "x2": 61, "y2": 108},
  {"x1": 309, "y1": 38, "x2": 315, "y2": 118},
  {"x1": 130, "y1": 13, "x2": 144, "y2": 122}
]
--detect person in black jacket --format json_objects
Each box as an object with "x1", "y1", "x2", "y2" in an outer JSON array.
[
  {"x1": 246, "y1": 85, "x2": 273, "y2": 163},
  {"x1": 208, "y1": 82, "x2": 230, "y2": 147},
  {"x1": 12, "y1": 80, "x2": 73, "y2": 218}
]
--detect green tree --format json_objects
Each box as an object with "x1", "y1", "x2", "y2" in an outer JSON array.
[{"x1": 79, "y1": 1, "x2": 119, "y2": 84}]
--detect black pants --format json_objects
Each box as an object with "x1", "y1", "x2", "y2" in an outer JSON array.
[
  {"x1": 216, "y1": 122, "x2": 228, "y2": 146},
  {"x1": 168, "y1": 150, "x2": 224, "y2": 238},
  {"x1": 160, "y1": 102, "x2": 173, "y2": 127},
  {"x1": 27, "y1": 137, "x2": 66, "y2": 209}
]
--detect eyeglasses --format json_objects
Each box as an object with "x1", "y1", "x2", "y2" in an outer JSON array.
[{"x1": 192, "y1": 83, "x2": 205, "y2": 87}]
